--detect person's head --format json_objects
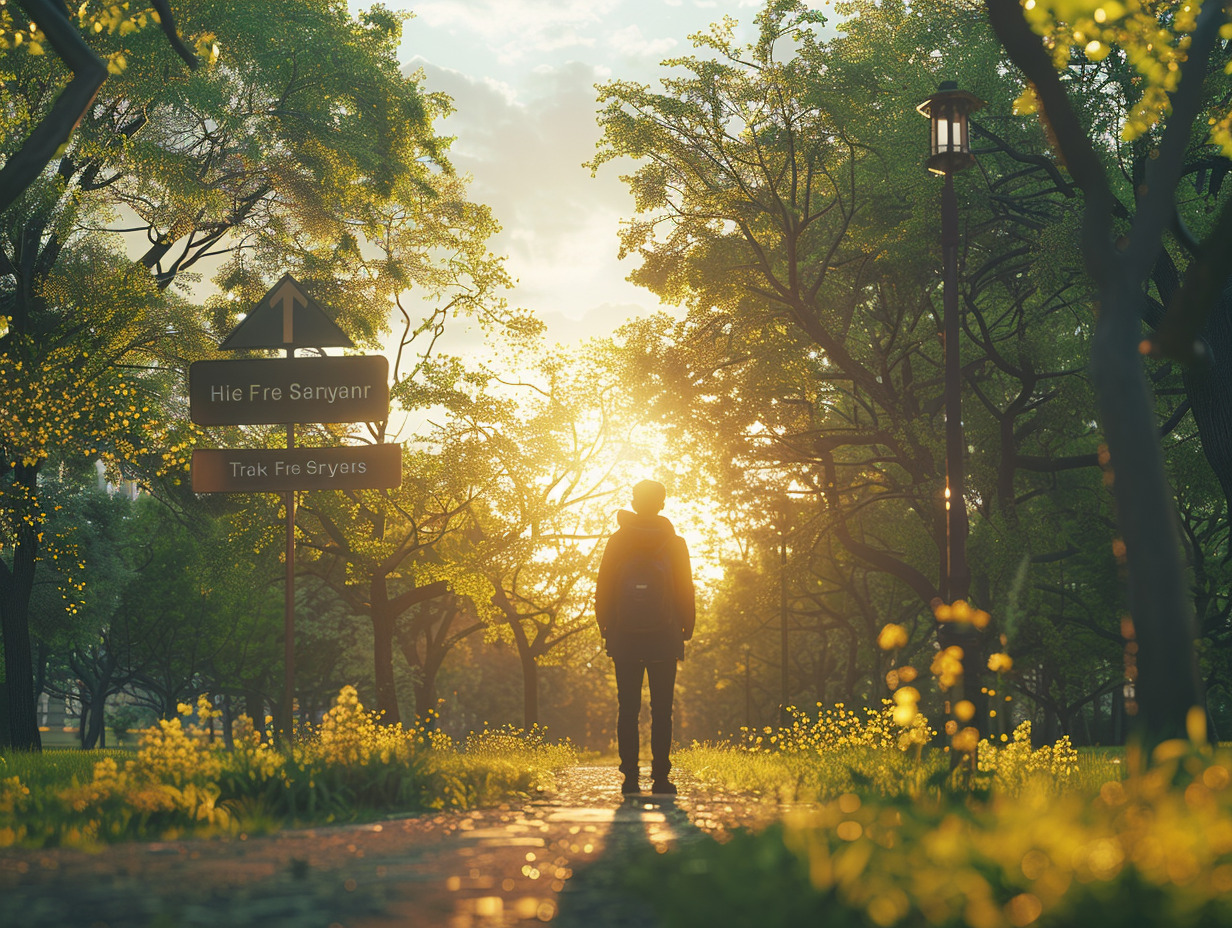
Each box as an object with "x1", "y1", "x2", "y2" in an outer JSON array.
[{"x1": 631, "y1": 479, "x2": 667, "y2": 515}]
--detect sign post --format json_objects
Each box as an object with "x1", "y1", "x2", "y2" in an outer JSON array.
[
  {"x1": 188, "y1": 275, "x2": 398, "y2": 743},
  {"x1": 283, "y1": 345, "x2": 295, "y2": 744}
]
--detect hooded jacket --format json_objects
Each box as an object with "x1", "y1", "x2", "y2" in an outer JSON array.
[{"x1": 595, "y1": 509, "x2": 696, "y2": 662}]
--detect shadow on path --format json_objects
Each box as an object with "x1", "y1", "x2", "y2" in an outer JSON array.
[{"x1": 549, "y1": 785, "x2": 706, "y2": 928}]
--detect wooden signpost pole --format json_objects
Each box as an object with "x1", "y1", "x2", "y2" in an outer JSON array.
[
  {"x1": 283, "y1": 345, "x2": 296, "y2": 742},
  {"x1": 189, "y1": 274, "x2": 402, "y2": 747}
]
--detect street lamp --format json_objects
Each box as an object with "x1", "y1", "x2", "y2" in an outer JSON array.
[{"x1": 916, "y1": 81, "x2": 982, "y2": 605}]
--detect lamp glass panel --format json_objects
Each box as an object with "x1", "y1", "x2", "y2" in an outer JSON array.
[{"x1": 936, "y1": 116, "x2": 955, "y2": 152}]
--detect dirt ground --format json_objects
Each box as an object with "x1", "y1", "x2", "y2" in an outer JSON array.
[{"x1": 0, "y1": 766, "x2": 778, "y2": 928}]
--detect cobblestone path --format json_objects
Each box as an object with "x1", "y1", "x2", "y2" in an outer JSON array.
[{"x1": 0, "y1": 766, "x2": 776, "y2": 928}]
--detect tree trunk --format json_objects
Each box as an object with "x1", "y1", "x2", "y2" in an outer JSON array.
[
  {"x1": 402, "y1": 628, "x2": 439, "y2": 725},
  {"x1": 520, "y1": 653, "x2": 539, "y2": 730},
  {"x1": 370, "y1": 610, "x2": 401, "y2": 726},
  {"x1": 245, "y1": 688, "x2": 265, "y2": 741},
  {"x1": 1181, "y1": 283, "x2": 1232, "y2": 518},
  {"x1": 79, "y1": 662, "x2": 115, "y2": 749},
  {"x1": 413, "y1": 671, "x2": 437, "y2": 727},
  {"x1": 1092, "y1": 273, "x2": 1203, "y2": 745},
  {"x1": 83, "y1": 698, "x2": 108, "y2": 749},
  {"x1": 78, "y1": 697, "x2": 91, "y2": 747},
  {"x1": 0, "y1": 682, "x2": 10, "y2": 747},
  {"x1": 984, "y1": 0, "x2": 1209, "y2": 756},
  {"x1": 0, "y1": 465, "x2": 43, "y2": 751},
  {"x1": 393, "y1": 615, "x2": 430, "y2": 722},
  {"x1": 503, "y1": 610, "x2": 539, "y2": 728},
  {"x1": 221, "y1": 694, "x2": 235, "y2": 750}
]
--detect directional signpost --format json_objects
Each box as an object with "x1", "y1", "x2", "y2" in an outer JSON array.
[{"x1": 188, "y1": 274, "x2": 401, "y2": 741}]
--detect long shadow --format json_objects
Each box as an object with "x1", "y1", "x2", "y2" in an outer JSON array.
[{"x1": 551, "y1": 786, "x2": 706, "y2": 928}]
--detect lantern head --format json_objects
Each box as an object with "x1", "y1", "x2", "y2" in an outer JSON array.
[{"x1": 916, "y1": 81, "x2": 985, "y2": 175}]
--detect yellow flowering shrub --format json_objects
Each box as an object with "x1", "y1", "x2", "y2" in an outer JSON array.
[
  {"x1": 931, "y1": 645, "x2": 965, "y2": 691},
  {"x1": 56, "y1": 712, "x2": 231, "y2": 838},
  {"x1": 2, "y1": 687, "x2": 574, "y2": 847},
  {"x1": 680, "y1": 702, "x2": 942, "y2": 801},
  {"x1": 742, "y1": 702, "x2": 933, "y2": 755},
  {"x1": 977, "y1": 722, "x2": 1080, "y2": 794},
  {"x1": 987, "y1": 652, "x2": 1014, "y2": 674},
  {"x1": 0, "y1": 775, "x2": 30, "y2": 845},
  {"x1": 136, "y1": 717, "x2": 225, "y2": 786},
  {"x1": 933, "y1": 599, "x2": 991, "y2": 629}
]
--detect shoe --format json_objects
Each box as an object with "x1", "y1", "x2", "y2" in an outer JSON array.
[
  {"x1": 621, "y1": 776, "x2": 640, "y2": 794},
  {"x1": 651, "y1": 779, "x2": 677, "y2": 795}
]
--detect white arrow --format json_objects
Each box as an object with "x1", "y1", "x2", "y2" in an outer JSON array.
[{"x1": 270, "y1": 276, "x2": 306, "y2": 344}]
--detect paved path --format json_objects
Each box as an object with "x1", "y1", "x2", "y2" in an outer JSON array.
[{"x1": 0, "y1": 766, "x2": 776, "y2": 928}]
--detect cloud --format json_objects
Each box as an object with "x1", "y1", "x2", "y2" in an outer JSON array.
[
  {"x1": 412, "y1": 58, "x2": 662, "y2": 344},
  {"x1": 411, "y1": 0, "x2": 622, "y2": 63},
  {"x1": 608, "y1": 24, "x2": 678, "y2": 58}
]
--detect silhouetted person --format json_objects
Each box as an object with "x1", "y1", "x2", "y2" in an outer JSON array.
[{"x1": 596, "y1": 479, "x2": 696, "y2": 794}]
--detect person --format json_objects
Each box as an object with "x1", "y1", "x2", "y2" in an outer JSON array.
[{"x1": 595, "y1": 479, "x2": 696, "y2": 795}]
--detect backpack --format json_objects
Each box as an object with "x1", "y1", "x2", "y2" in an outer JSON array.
[{"x1": 616, "y1": 537, "x2": 676, "y2": 636}]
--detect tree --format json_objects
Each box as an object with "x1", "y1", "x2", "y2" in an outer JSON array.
[
  {"x1": 289, "y1": 160, "x2": 525, "y2": 726},
  {"x1": 983, "y1": 0, "x2": 1232, "y2": 742},
  {"x1": 1, "y1": 0, "x2": 490, "y2": 747},
  {"x1": 394, "y1": 593, "x2": 484, "y2": 725},
  {"x1": 0, "y1": 235, "x2": 187, "y2": 748},
  {"x1": 0, "y1": 0, "x2": 201, "y2": 213},
  {"x1": 293, "y1": 446, "x2": 464, "y2": 727},
  {"x1": 591, "y1": 1, "x2": 1015, "y2": 731},
  {"x1": 457, "y1": 355, "x2": 640, "y2": 729},
  {"x1": 30, "y1": 463, "x2": 138, "y2": 748}
]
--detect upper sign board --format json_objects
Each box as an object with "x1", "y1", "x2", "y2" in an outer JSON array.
[
  {"x1": 219, "y1": 274, "x2": 354, "y2": 350},
  {"x1": 189, "y1": 355, "x2": 389, "y2": 425}
]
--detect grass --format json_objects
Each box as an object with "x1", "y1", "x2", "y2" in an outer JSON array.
[
  {"x1": 0, "y1": 688, "x2": 576, "y2": 848},
  {"x1": 625, "y1": 706, "x2": 1232, "y2": 928},
  {"x1": 1073, "y1": 745, "x2": 1128, "y2": 788},
  {"x1": 0, "y1": 749, "x2": 131, "y2": 791},
  {"x1": 673, "y1": 741, "x2": 951, "y2": 801}
]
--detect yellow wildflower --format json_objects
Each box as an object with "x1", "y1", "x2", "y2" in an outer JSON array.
[
  {"x1": 877, "y1": 623, "x2": 908, "y2": 651},
  {"x1": 987, "y1": 653, "x2": 1014, "y2": 673}
]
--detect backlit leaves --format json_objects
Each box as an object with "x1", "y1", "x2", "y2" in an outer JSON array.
[{"x1": 1020, "y1": 0, "x2": 1232, "y2": 151}]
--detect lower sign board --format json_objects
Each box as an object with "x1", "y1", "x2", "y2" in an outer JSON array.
[{"x1": 192, "y1": 444, "x2": 401, "y2": 493}]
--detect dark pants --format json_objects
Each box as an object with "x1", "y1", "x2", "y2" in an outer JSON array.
[{"x1": 614, "y1": 658, "x2": 677, "y2": 781}]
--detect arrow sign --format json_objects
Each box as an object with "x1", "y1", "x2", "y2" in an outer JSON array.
[{"x1": 218, "y1": 274, "x2": 355, "y2": 350}]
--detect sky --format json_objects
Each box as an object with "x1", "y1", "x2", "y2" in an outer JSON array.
[{"x1": 368, "y1": 0, "x2": 767, "y2": 349}]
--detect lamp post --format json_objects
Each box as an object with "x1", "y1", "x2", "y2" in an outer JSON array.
[
  {"x1": 780, "y1": 510, "x2": 789, "y2": 724},
  {"x1": 745, "y1": 645, "x2": 752, "y2": 731},
  {"x1": 916, "y1": 81, "x2": 983, "y2": 606}
]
